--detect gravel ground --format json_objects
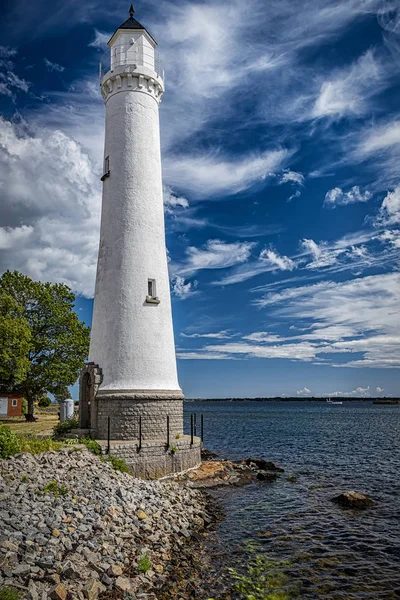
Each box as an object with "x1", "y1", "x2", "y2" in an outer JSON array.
[{"x1": 0, "y1": 448, "x2": 215, "y2": 599}]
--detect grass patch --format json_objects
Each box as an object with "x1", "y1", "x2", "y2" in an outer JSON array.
[
  {"x1": 1, "y1": 414, "x2": 59, "y2": 436},
  {"x1": 103, "y1": 455, "x2": 130, "y2": 473},
  {"x1": 0, "y1": 586, "x2": 22, "y2": 600},
  {"x1": 138, "y1": 552, "x2": 152, "y2": 573},
  {"x1": 0, "y1": 426, "x2": 64, "y2": 458},
  {"x1": 42, "y1": 480, "x2": 69, "y2": 498},
  {"x1": 81, "y1": 437, "x2": 102, "y2": 455}
]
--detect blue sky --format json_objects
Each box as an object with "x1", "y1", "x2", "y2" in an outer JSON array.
[{"x1": 0, "y1": 0, "x2": 399, "y2": 398}]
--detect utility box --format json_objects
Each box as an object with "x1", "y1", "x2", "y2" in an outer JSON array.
[{"x1": 60, "y1": 399, "x2": 75, "y2": 422}]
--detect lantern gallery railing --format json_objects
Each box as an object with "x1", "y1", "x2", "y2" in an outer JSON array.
[{"x1": 100, "y1": 45, "x2": 164, "y2": 81}]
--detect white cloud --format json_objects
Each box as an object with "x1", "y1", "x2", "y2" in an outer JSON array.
[
  {"x1": 279, "y1": 171, "x2": 305, "y2": 186},
  {"x1": 171, "y1": 276, "x2": 198, "y2": 300},
  {"x1": 324, "y1": 186, "x2": 372, "y2": 208},
  {"x1": 212, "y1": 248, "x2": 296, "y2": 286},
  {"x1": 163, "y1": 186, "x2": 189, "y2": 213},
  {"x1": 243, "y1": 332, "x2": 284, "y2": 343},
  {"x1": 44, "y1": 58, "x2": 65, "y2": 72},
  {"x1": 88, "y1": 30, "x2": 110, "y2": 49},
  {"x1": 163, "y1": 149, "x2": 288, "y2": 198},
  {"x1": 0, "y1": 225, "x2": 33, "y2": 249},
  {"x1": 259, "y1": 249, "x2": 296, "y2": 271},
  {"x1": 376, "y1": 386, "x2": 384, "y2": 393},
  {"x1": 374, "y1": 187, "x2": 400, "y2": 226},
  {"x1": 172, "y1": 239, "x2": 255, "y2": 277},
  {"x1": 254, "y1": 273, "x2": 400, "y2": 368},
  {"x1": 181, "y1": 330, "x2": 233, "y2": 339},
  {"x1": 312, "y1": 50, "x2": 384, "y2": 119},
  {"x1": 358, "y1": 121, "x2": 400, "y2": 155},
  {"x1": 378, "y1": 230, "x2": 400, "y2": 249},
  {"x1": 0, "y1": 117, "x2": 100, "y2": 298},
  {"x1": 300, "y1": 234, "x2": 376, "y2": 272},
  {"x1": 354, "y1": 121, "x2": 400, "y2": 189},
  {"x1": 297, "y1": 387, "x2": 311, "y2": 395}
]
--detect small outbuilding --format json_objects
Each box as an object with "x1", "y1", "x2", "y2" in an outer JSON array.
[{"x1": 0, "y1": 395, "x2": 23, "y2": 418}]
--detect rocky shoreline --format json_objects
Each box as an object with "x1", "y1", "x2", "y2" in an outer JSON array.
[{"x1": 0, "y1": 448, "x2": 220, "y2": 599}]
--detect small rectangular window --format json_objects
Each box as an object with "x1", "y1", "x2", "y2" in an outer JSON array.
[
  {"x1": 146, "y1": 279, "x2": 160, "y2": 304},
  {"x1": 101, "y1": 156, "x2": 110, "y2": 181},
  {"x1": 11, "y1": 399, "x2": 18, "y2": 407},
  {"x1": 148, "y1": 279, "x2": 156, "y2": 298}
]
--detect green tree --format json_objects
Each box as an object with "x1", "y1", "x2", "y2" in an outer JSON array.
[
  {"x1": 0, "y1": 271, "x2": 90, "y2": 418},
  {"x1": 0, "y1": 294, "x2": 31, "y2": 384},
  {"x1": 38, "y1": 396, "x2": 51, "y2": 408},
  {"x1": 53, "y1": 385, "x2": 70, "y2": 404}
]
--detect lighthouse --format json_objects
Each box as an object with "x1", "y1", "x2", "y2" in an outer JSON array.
[{"x1": 78, "y1": 7, "x2": 200, "y2": 476}]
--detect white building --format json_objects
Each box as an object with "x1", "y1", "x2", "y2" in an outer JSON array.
[{"x1": 78, "y1": 8, "x2": 200, "y2": 474}]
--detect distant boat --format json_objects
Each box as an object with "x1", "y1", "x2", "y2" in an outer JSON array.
[{"x1": 326, "y1": 398, "x2": 343, "y2": 405}]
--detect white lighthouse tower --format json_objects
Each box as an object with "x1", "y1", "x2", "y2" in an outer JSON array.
[{"x1": 79, "y1": 7, "x2": 200, "y2": 475}]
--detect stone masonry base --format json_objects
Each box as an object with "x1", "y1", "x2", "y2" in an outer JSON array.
[
  {"x1": 97, "y1": 435, "x2": 202, "y2": 479},
  {"x1": 94, "y1": 393, "x2": 183, "y2": 441}
]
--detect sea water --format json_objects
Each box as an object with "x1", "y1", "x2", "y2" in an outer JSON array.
[{"x1": 184, "y1": 400, "x2": 400, "y2": 599}]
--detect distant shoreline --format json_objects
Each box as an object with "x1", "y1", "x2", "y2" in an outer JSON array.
[{"x1": 184, "y1": 397, "x2": 400, "y2": 403}]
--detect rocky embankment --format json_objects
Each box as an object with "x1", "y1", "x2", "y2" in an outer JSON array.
[{"x1": 0, "y1": 449, "x2": 216, "y2": 599}]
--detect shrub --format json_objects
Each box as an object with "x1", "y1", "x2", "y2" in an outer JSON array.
[
  {"x1": 0, "y1": 427, "x2": 21, "y2": 458},
  {"x1": 53, "y1": 416, "x2": 79, "y2": 438},
  {"x1": 81, "y1": 437, "x2": 102, "y2": 455},
  {"x1": 0, "y1": 587, "x2": 22, "y2": 600},
  {"x1": 137, "y1": 552, "x2": 152, "y2": 573},
  {"x1": 226, "y1": 542, "x2": 292, "y2": 600},
  {"x1": 38, "y1": 396, "x2": 51, "y2": 408}
]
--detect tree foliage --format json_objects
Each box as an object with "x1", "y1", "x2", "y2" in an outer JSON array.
[
  {"x1": 0, "y1": 294, "x2": 31, "y2": 384},
  {"x1": 0, "y1": 271, "x2": 90, "y2": 416}
]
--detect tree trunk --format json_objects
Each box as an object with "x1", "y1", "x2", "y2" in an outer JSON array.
[{"x1": 25, "y1": 391, "x2": 35, "y2": 421}]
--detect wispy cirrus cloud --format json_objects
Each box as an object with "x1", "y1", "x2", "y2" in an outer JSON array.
[
  {"x1": 312, "y1": 50, "x2": 386, "y2": 120},
  {"x1": 163, "y1": 149, "x2": 288, "y2": 199},
  {"x1": 171, "y1": 239, "x2": 256, "y2": 277},
  {"x1": 181, "y1": 272, "x2": 400, "y2": 368},
  {"x1": 44, "y1": 58, "x2": 65, "y2": 72}
]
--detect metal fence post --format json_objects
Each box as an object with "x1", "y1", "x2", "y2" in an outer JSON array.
[
  {"x1": 138, "y1": 416, "x2": 142, "y2": 452},
  {"x1": 166, "y1": 415, "x2": 170, "y2": 449},
  {"x1": 190, "y1": 414, "x2": 193, "y2": 446},
  {"x1": 107, "y1": 416, "x2": 111, "y2": 454},
  {"x1": 194, "y1": 413, "x2": 197, "y2": 437},
  {"x1": 201, "y1": 414, "x2": 204, "y2": 443}
]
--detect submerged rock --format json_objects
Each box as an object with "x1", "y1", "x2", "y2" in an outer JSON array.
[
  {"x1": 331, "y1": 491, "x2": 376, "y2": 509},
  {"x1": 256, "y1": 471, "x2": 278, "y2": 482}
]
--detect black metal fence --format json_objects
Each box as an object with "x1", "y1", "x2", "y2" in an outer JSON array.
[{"x1": 105, "y1": 413, "x2": 203, "y2": 454}]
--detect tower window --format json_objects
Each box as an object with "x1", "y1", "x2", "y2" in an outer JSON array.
[
  {"x1": 146, "y1": 279, "x2": 160, "y2": 304},
  {"x1": 148, "y1": 279, "x2": 156, "y2": 297},
  {"x1": 101, "y1": 155, "x2": 110, "y2": 181},
  {"x1": 11, "y1": 399, "x2": 18, "y2": 407}
]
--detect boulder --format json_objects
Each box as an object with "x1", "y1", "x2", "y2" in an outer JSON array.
[
  {"x1": 245, "y1": 458, "x2": 284, "y2": 472},
  {"x1": 49, "y1": 584, "x2": 68, "y2": 600},
  {"x1": 331, "y1": 491, "x2": 375, "y2": 509}
]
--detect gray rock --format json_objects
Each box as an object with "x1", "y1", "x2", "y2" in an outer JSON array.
[{"x1": 331, "y1": 491, "x2": 376, "y2": 509}]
